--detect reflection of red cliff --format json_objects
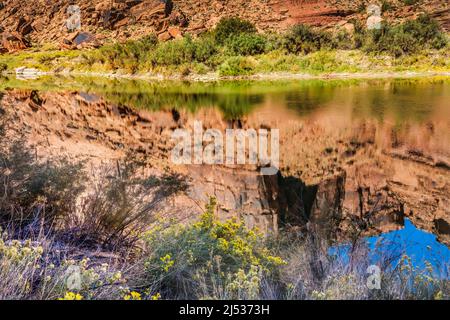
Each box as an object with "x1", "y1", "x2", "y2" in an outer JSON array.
[{"x1": 1, "y1": 88, "x2": 449, "y2": 245}]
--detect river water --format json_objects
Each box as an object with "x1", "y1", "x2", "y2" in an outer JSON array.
[{"x1": 1, "y1": 75, "x2": 449, "y2": 272}]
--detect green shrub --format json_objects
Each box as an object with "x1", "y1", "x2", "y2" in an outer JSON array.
[
  {"x1": 152, "y1": 37, "x2": 195, "y2": 66},
  {"x1": 364, "y1": 15, "x2": 447, "y2": 57},
  {"x1": 381, "y1": 0, "x2": 394, "y2": 12},
  {"x1": 226, "y1": 33, "x2": 267, "y2": 56},
  {"x1": 218, "y1": 56, "x2": 257, "y2": 76},
  {"x1": 365, "y1": 25, "x2": 417, "y2": 57},
  {"x1": 402, "y1": 0, "x2": 420, "y2": 5},
  {"x1": 0, "y1": 109, "x2": 186, "y2": 249},
  {"x1": 92, "y1": 34, "x2": 158, "y2": 72},
  {"x1": 300, "y1": 51, "x2": 341, "y2": 73},
  {"x1": 151, "y1": 36, "x2": 217, "y2": 66},
  {"x1": 263, "y1": 33, "x2": 285, "y2": 52},
  {"x1": 214, "y1": 17, "x2": 257, "y2": 45},
  {"x1": 192, "y1": 35, "x2": 218, "y2": 64},
  {"x1": 140, "y1": 198, "x2": 284, "y2": 299},
  {"x1": 403, "y1": 14, "x2": 447, "y2": 49},
  {"x1": 282, "y1": 24, "x2": 333, "y2": 54},
  {"x1": 332, "y1": 31, "x2": 354, "y2": 50}
]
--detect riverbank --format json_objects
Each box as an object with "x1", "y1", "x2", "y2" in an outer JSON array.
[
  {"x1": 40, "y1": 69, "x2": 450, "y2": 82},
  {"x1": 1, "y1": 15, "x2": 449, "y2": 82},
  {"x1": 2, "y1": 45, "x2": 449, "y2": 82},
  {"x1": 2, "y1": 55, "x2": 450, "y2": 83}
]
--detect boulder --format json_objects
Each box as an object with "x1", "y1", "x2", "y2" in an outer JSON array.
[
  {"x1": 1, "y1": 31, "x2": 28, "y2": 52},
  {"x1": 95, "y1": 1, "x2": 110, "y2": 12},
  {"x1": 167, "y1": 26, "x2": 182, "y2": 39},
  {"x1": 343, "y1": 23, "x2": 355, "y2": 34},
  {"x1": 157, "y1": 31, "x2": 172, "y2": 41},
  {"x1": 114, "y1": 17, "x2": 131, "y2": 29},
  {"x1": 16, "y1": 17, "x2": 33, "y2": 35},
  {"x1": 60, "y1": 32, "x2": 100, "y2": 50}
]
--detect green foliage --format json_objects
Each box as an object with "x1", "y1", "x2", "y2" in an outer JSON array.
[
  {"x1": 381, "y1": 0, "x2": 394, "y2": 12},
  {"x1": 282, "y1": 24, "x2": 333, "y2": 54},
  {"x1": 218, "y1": 56, "x2": 257, "y2": 76},
  {"x1": 152, "y1": 35, "x2": 217, "y2": 66},
  {"x1": 226, "y1": 33, "x2": 267, "y2": 56},
  {"x1": 214, "y1": 17, "x2": 257, "y2": 45},
  {"x1": 366, "y1": 25, "x2": 418, "y2": 57},
  {"x1": 151, "y1": 37, "x2": 195, "y2": 66},
  {"x1": 140, "y1": 197, "x2": 284, "y2": 299},
  {"x1": 364, "y1": 14, "x2": 447, "y2": 57},
  {"x1": 332, "y1": 31, "x2": 354, "y2": 50},
  {"x1": 299, "y1": 50, "x2": 342, "y2": 73},
  {"x1": 193, "y1": 35, "x2": 218, "y2": 64},
  {"x1": 92, "y1": 34, "x2": 158, "y2": 73},
  {"x1": 402, "y1": 0, "x2": 420, "y2": 5}
]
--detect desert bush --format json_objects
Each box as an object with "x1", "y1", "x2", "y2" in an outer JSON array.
[
  {"x1": 0, "y1": 194, "x2": 447, "y2": 300},
  {"x1": 67, "y1": 160, "x2": 187, "y2": 250},
  {"x1": 381, "y1": 0, "x2": 394, "y2": 12},
  {"x1": 93, "y1": 34, "x2": 158, "y2": 72},
  {"x1": 299, "y1": 51, "x2": 343, "y2": 73},
  {"x1": 364, "y1": 14, "x2": 447, "y2": 57},
  {"x1": 402, "y1": 0, "x2": 420, "y2": 5},
  {"x1": 332, "y1": 31, "x2": 354, "y2": 50},
  {"x1": 151, "y1": 35, "x2": 217, "y2": 66},
  {"x1": 192, "y1": 35, "x2": 218, "y2": 64},
  {"x1": 151, "y1": 37, "x2": 195, "y2": 66},
  {"x1": 282, "y1": 24, "x2": 334, "y2": 54},
  {"x1": 218, "y1": 56, "x2": 257, "y2": 76},
  {"x1": 403, "y1": 14, "x2": 447, "y2": 49},
  {"x1": 0, "y1": 112, "x2": 186, "y2": 249},
  {"x1": 0, "y1": 229, "x2": 127, "y2": 300},
  {"x1": 0, "y1": 63, "x2": 7, "y2": 73},
  {"x1": 137, "y1": 198, "x2": 284, "y2": 299},
  {"x1": 0, "y1": 231, "x2": 44, "y2": 299},
  {"x1": 226, "y1": 33, "x2": 268, "y2": 56},
  {"x1": 214, "y1": 17, "x2": 257, "y2": 45},
  {"x1": 0, "y1": 130, "x2": 85, "y2": 231}
]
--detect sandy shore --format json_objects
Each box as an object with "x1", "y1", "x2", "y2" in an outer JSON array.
[{"x1": 7, "y1": 69, "x2": 450, "y2": 82}]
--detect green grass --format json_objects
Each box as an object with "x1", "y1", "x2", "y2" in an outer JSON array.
[{"x1": 0, "y1": 49, "x2": 81, "y2": 71}]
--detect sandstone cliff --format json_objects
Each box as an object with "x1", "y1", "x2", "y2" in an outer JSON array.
[{"x1": 0, "y1": 0, "x2": 448, "y2": 51}]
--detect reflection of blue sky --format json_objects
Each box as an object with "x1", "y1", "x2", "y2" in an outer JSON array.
[{"x1": 330, "y1": 219, "x2": 450, "y2": 278}]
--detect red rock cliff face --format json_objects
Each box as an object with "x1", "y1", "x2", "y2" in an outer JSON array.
[
  {"x1": 0, "y1": 88, "x2": 449, "y2": 244},
  {"x1": 0, "y1": 0, "x2": 448, "y2": 50}
]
